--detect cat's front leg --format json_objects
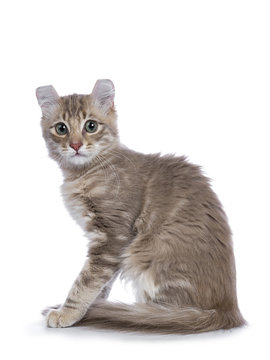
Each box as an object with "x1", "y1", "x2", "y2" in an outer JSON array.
[{"x1": 46, "y1": 255, "x2": 119, "y2": 328}]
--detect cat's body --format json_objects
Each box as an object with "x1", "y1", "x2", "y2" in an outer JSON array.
[{"x1": 36, "y1": 80, "x2": 245, "y2": 334}]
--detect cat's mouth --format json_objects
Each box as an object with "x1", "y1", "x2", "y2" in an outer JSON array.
[
  {"x1": 73, "y1": 152, "x2": 86, "y2": 157},
  {"x1": 67, "y1": 151, "x2": 90, "y2": 166}
]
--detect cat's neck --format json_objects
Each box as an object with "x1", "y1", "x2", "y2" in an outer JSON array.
[
  {"x1": 62, "y1": 164, "x2": 94, "y2": 182},
  {"x1": 61, "y1": 143, "x2": 123, "y2": 182}
]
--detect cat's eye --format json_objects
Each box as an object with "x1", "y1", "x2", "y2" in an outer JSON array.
[
  {"x1": 85, "y1": 120, "x2": 98, "y2": 133},
  {"x1": 55, "y1": 122, "x2": 68, "y2": 136}
]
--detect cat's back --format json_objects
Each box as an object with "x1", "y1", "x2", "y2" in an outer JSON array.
[
  {"x1": 131, "y1": 150, "x2": 231, "y2": 244},
  {"x1": 136, "y1": 151, "x2": 216, "y2": 206}
]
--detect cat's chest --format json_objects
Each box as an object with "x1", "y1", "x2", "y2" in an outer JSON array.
[{"x1": 61, "y1": 179, "x2": 103, "y2": 232}]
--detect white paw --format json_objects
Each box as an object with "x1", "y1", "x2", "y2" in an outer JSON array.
[
  {"x1": 46, "y1": 308, "x2": 79, "y2": 328},
  {"x1": 42, "y1": 304, "x2": 61, "y2": 317}
]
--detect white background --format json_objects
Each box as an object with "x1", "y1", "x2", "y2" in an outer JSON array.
[{"x1": 0, "y1": 0, "x2": 269, "y2": 359}]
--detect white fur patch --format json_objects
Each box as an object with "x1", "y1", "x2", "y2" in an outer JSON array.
[
  {"x1": 63, "y1": 145, "x2": 95, "y2": 167},
  {"x1": 177, "y1": 279, "x2": 193, "y2": 289},
  {"x1": 87, "y1": 230, "x2": 107, "y2": 243},
  {"x1": 61, "y1": 182, "x2": 94, "y2": 231},
  {"x1": 122, "y1": 268, "x2": 159, "y2": 302},
  {"x1": 135, "y1": 272, "x2": 160, "y2": 302}
]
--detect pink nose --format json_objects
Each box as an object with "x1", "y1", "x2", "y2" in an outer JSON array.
[{"x1": 70, "y1": 143, "x2": 82, "y2": 152}]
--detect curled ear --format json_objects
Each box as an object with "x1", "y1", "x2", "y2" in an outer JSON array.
[
  {"x1": 91, "y1": 79, "x2": 115, "y2": 114},
  {"x1": 36, "y1": 85, "x2": 59, "y2": 117}
]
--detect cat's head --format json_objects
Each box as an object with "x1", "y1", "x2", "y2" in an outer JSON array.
[{"x1": 36, "y1": 79, "x2": 118, "y2": 169}]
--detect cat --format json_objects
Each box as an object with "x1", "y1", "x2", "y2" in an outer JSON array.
[{"x1": 36, "y1": 79, "x2": 245, "y2": 334}]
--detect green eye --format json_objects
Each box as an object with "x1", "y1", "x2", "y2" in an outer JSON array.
[
  {"x1": 55, "y1": 122, "x2": 68, "y2": 135},
  {"x1": 85, "y1": 120, "x2": 98, "y2": 133}
]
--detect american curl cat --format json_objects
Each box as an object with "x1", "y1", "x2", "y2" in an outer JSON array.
[{"x1": 36, "y1": 79, "x2": 245, "y2": 334}]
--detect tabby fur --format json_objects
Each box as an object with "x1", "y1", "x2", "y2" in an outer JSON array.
[{"x1": 36, "y1": 79, "x2": 245, "y2": 334}]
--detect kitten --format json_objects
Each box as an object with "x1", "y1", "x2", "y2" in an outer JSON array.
[{"x1": 36, "y1": 79, "x2": 245, "y2": 334}]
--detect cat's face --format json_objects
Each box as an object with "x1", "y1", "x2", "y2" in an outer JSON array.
[{"x1": 36, "y1": 80, "x2": 118, "y2": 169}]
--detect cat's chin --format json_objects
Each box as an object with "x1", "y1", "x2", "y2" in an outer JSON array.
[{"x1": 64, "y1": 154, "x2": 92, "y2": 168}]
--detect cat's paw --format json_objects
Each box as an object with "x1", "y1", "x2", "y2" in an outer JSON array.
[
  {"x1": 46, "y1": 307, "x2": 80, "y2": 328},
  {"x1": 42, "y1": 304, "x2": 61, "y2": 317}
]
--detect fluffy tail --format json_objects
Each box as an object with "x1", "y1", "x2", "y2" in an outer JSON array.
[{"x1": 76, "y1": 301, "x2": 246, "y2": 334}]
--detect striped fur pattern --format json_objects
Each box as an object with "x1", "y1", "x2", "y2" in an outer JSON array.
[{"x1": 36, "y1": 80, "x2": 245, "y2": 333}]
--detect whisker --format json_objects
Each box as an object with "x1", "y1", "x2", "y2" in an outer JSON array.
[
  {"x1": 110, "y1": 149, "x2": 137, "y2": 170},
  {"x1": 95, "y1": 155, "x2": 109, "y2": 183},
  {"x1": 98, "y1": 153, "x2": 121, "y2": 200}
]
